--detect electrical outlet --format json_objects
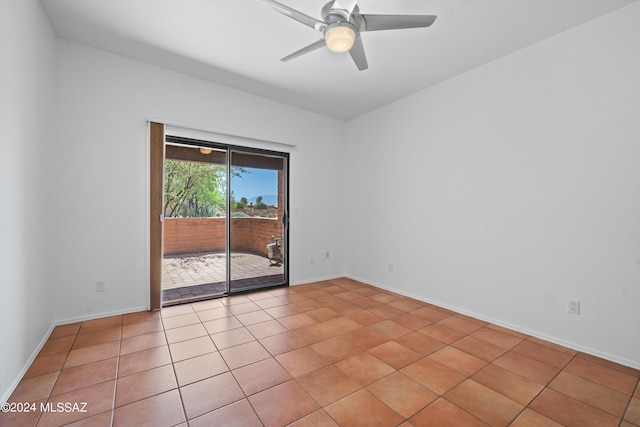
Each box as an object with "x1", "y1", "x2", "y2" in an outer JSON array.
[
  {"x1": 568, "y1": 299, "x2": 580, "y2": 315},
  {"x1": 321, "y1": 250, "x2": 330, "y2": 259},
  {"x1": 309, "y1": 257, "x2": 315, "y2": 266},
  {"x1": 96, "y1": 280, "x2": 106, "y2": 293},
  {"x1": 388, "y1": 263, "x2": 394, "y2": 272}
]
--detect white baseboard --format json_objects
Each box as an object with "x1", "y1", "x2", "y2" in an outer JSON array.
[
  {"x1": 1, "y1": 305, "x2": 150, "y2": 405},
  {"x1": 1, "y1": 322, "x2": 55, "y2": 405},
  {"x1": 346, "y1": 274, "x2": 640, "y2": 371},
  {"x1": 5, "y1": 279, "x2": 636, "y2": 407},
  {"x1": 54, "y1": 306, "x2": 149, "y2": 327},
  {"x1": 291, "y1": 274, "x2": 345, "y2": 286}
]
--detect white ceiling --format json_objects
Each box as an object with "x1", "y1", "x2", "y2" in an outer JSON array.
[{"x1": 41, "y1": 0, "x2": 636, "y2": 120}]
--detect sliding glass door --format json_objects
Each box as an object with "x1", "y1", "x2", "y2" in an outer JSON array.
[{"x1": 159, "y1": 136, "x2": 288, "y2": 305}]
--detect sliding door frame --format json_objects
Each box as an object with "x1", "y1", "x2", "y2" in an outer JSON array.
[
  {"x1": 149, "y1": 122, "x2": 165, "y2": 310},
  {"x1": 227, "y1": 148, "x2": 289, "y2": 294},
  {"x1": 150, "y1": 134, "x2": 289, "y2": 304}
]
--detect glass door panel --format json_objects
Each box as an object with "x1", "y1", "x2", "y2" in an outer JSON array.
[
  {"x1": 162, "y1": 143, "x2": 227, "y2": 305},
  {"x1": 160, "y1": 136, "x2": 289, "y2": 305},
  {"x1": 229, "y1": 151, "x2": 287, "y2": 293}
]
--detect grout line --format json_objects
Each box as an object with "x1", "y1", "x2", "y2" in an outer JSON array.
[
  {"x1": 8, "y1": 281, "x2": 640, "y2": 426},
  {"x1": 109, "y1": 316, "x2": 123, "y2": 425},
  {"x1": 618, "y1": 377, "x2": 640, "y2": 426},
  {"x1": 161, "y1": 311, "x2": 189, "y2": 426}
]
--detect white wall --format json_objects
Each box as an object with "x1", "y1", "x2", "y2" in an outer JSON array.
[
  {"x1": 345, "y1": 2, "x2": 640, "y2": 368},
  {"x1": 0, "y1": 0, "x2": 57, "y2": 403},
  {"x1": 3, "y1": 0, "x2": 636, "y2": 408},
  {"x1": 1, "y1": 2, "x2": 345, "y2": 401},
  {"x1": 52, "y1": 40, "x2": 346, "y2": 322}
]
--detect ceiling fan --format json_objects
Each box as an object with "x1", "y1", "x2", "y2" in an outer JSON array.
[{"x1": 256, "y1": 0, "x2": 437, "y2": 71}]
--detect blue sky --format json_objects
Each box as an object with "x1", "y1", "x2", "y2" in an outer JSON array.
[{"x1": 231, "y1": 168, "x2": 278, "y2": 201}]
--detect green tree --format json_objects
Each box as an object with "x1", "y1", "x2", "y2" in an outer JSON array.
[
  {"x1": 164, "y1": 160, "x2": 244, "y2": 217},
  {"x1": 254, "y1": 195, "x2": 268, "y2": 210}
]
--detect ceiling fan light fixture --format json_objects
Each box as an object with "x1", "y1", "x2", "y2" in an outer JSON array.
[{"x1": 324, "y1": 22, "x2": 356, "y2": 53}]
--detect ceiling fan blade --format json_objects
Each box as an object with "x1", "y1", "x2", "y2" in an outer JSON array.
[
  {"x1": 360, "y1": 14, "x2": 437, "y2": 32},
  {"x1": 349, "y1": 36, "x2": 368, "y2": 71},
  {"x1": 256, "y1": 0, "x2": 326, "y2": 31},
  {"x1": 281, "y1": 39, "x2": 326, "y2": 62}
]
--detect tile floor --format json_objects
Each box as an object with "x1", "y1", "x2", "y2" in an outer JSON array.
[{"x1": 2, "y1": 278, "x2": 639, "y2": 427}]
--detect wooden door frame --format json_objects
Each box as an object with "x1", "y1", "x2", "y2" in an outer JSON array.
[{"x1": 149, "y1": 122, "x2": 164, "y2": 310}]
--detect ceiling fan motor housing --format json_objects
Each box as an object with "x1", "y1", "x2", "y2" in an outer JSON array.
[
  {"x1": 321, "y1": 1, "x2": 364, "y2": 52},
  {"x1": 321, "y1": 1, "x2": 364, "y2": 32}
]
